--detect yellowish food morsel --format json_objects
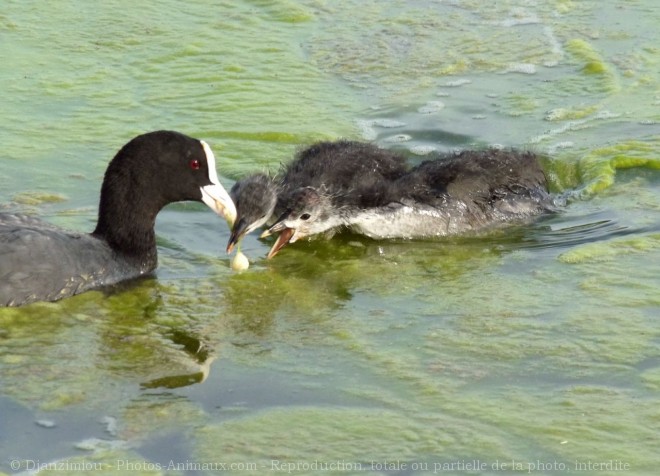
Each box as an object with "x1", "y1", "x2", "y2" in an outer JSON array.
[{"x1": 231, "y1": 249, "x2": 250, "y2": 271}]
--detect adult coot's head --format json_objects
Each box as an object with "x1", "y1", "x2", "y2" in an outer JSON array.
[
  {"x1": 93, "y1": 130, "x2": 237, "y2": 255},
  {"x1": 1, "y1": 130, "x2": 237, "y2": 307},
  {"x1": 226, "y1": 173, "x2": 277, "y2": 254}
]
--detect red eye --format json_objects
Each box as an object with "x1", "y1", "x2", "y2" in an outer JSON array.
[{"x1": 189, "y1": 158, "x2": 201, "y2": 170}]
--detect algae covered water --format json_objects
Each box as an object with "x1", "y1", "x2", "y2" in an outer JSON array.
[{"x1": 1, "y1": 1, "x2": 659, "y2": 474}]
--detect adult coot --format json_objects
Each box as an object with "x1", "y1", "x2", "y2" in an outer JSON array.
[
  {"x1": 0, "y1": 130, "x2": 237, "y2": 307},
  {"x1": 264, "y1": 148, "x2": 552, "y2": 257}
]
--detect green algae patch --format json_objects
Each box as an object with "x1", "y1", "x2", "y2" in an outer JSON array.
[
  {"x1": 0, "y1": 296, "x2": 110, "y2": 410},
  {"x1": 0, "y1": 282, "x2": 220, "y2": 412},
  {"x1": 555, "y1": 0, "x2": 577, "y2": 14},
  {"x1": 501, "y1": 94, "x2": 540, "y2": 117},
  {"x1": 574, "y1": 254, "x2": 660, "y2": 309},
  {"x1": 561, "y1": 305, "x2": 656, "y2": 366},
  {"x1": 22, "y1": 449, "x2": 175, "y2": 476},
  {"x1": 641, "y1": 367, "x2": 660, "y2": 391},
  {"x1": 544, "y1": 104, "x2": 600, "y2": 122},
  {"x1": 544, "y1": 158, "x2": 581, "y2": 193},
  {"x1": 454, "y1": 385, "x2": 658, "y2": 469},
  {"x1": 12, "y1": 191, "x2": 68, "y2": 206},
  {"x1": 304, "y1": 2, "x2": 566, "y2": 99},
  {"x1": 40, "y1": 390, "x2": 88, "y2": 411},
  {"x1": 578, "y1": 140, "x2": 660, "y2": 195},
  {"x1": 565, "y1": 39, "x2": 619, "y2": 93},
  {"x1": 559, "y1": 233, "x2": 660, "y2": 264},
  {"x1": 120, "y1": 396, "x2": 207, "y2": 442},
  {"x1": 245, "y1": 0, "x2": 314, "y2": 23},
  {"x1": 195, "y1": 406, "x2": 513, "y2": 471},
  {"x1": 209, "y1": 130, "x2": 331, "y2": 145}
]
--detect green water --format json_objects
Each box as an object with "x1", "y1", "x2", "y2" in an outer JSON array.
[{"x1": 1, "y1": 1, "x2": 659, "y2": 475}]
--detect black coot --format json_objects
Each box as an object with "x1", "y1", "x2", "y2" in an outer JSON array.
[{"x1": 0, "y1": 130, "x2": 236, "y2": 307}]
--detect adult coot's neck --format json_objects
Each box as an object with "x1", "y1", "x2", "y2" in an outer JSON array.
[
  {"x1": 92, "y1": 145, "x2": 167, "y2": 269},
  {"x1": 92, "y1": 131, "x2": 212, "y2": 271}
]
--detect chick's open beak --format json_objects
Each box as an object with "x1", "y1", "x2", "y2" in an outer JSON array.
[{"x1": 266, "y1": 227, "x2": 295, "y2": 259}]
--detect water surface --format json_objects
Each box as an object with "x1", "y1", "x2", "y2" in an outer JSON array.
[{"x1": 1, "y1": 1, "x2": 659, "y2": 475}]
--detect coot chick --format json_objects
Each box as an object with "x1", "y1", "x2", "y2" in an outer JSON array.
[
  {"x1": 226, "y1": 173, "x2": 278, "y2": 253},
  {"x1": 1, "y1": 130, "x2": 237, "y2": 307},
  {"x1": 275, "y1": 140, "x2": 409, "y2": 212},
  {"x1": 260, "y1": 140, "x2": 410, "y2": 255},
  {"x1": 264, "y1": 148, "x2": 551, "y2": 257}
]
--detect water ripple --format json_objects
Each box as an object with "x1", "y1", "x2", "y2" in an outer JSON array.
[{"x1": 521, "y1": 211, "x2": 654, "y2": 251}]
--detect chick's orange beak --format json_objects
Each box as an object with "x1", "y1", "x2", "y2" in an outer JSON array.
[{"x1": 266, "y1": 227, "x2": 295, "y2": 259}]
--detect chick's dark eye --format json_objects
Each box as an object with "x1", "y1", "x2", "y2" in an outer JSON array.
[
  {"x1": 189, "y1": 158, "x2": 201, "y2": 170},
  {"x1": 300, "y1": 213, "x2": 311, "y2": 221}
]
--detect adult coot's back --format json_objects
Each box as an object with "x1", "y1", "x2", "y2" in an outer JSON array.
[{"x1": 0, "y1": 130, "x2": 237, "y2": 307}]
